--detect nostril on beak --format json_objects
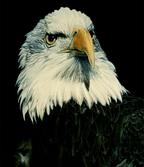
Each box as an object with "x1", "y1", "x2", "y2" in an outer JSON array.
[{"x1": 73, "y1": 30, "x2": 78, "y2": 36}]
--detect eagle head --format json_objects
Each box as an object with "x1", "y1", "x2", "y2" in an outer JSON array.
[{"x1": 17, "y1": 7, "x2": 126, "y2": 121}]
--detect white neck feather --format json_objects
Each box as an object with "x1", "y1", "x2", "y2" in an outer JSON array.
[{"x1": 17, "y1": 51, "x2": 126, "y2": 121}]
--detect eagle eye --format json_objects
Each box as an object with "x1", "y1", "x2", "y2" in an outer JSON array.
[
  {"x1": 45, "y1": 34, "x2": 57, "y2": 45},
  {"x1": 89, "y1": 30, "x2": 95, "y2": 38}
]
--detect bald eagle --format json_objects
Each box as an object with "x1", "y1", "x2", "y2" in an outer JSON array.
[{"x1": 15, "y1": 7, "x2": 144, "y2": 167}]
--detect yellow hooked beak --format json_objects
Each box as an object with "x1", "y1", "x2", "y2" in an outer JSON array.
[{"x1": 70, "y1": 28, "x2": 95, "y2": 68}]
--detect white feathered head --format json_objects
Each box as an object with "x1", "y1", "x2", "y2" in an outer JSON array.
[{"x1": 17, "y1": 7, "x2": 126, "y2": 121}]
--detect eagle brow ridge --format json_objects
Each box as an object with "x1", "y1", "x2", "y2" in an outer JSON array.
[{"x1": 47, "y1": 32, "x2": 67, "y2": 38}]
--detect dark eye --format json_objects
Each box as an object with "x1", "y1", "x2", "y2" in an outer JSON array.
[
  {"x1": 45, "y1": 34, "x2": 57, "y2": 45},
  {"x1": 89, "y1": 30, "x2": 95, "y2": 38}
]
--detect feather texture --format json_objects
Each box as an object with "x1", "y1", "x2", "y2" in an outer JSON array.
[{"x1": 17, "y1": 7, "x2": 127, "y2": 120}]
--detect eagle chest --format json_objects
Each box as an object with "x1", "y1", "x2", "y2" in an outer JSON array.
[{"x1": 30, "y1": 101, "x2": 119, "y2": 167}]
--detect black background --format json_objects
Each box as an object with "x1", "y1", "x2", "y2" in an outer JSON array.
[{"x1": 1, "y1": 0, "x2": 144, "y2": 165}]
